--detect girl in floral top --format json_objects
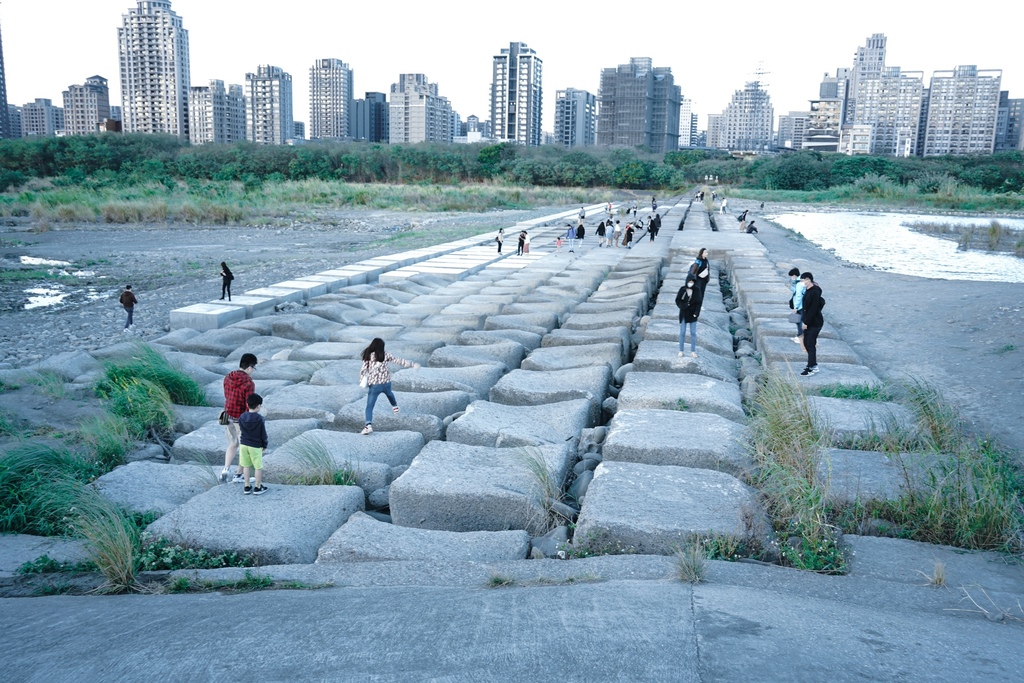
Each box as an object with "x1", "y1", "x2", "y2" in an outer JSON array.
[{"x1": 359, "y1": 338, "x2": 418, "y2": 435}]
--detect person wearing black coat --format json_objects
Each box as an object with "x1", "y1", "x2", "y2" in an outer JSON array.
[
  {"x1": 688, "y1": 248, "x2": 711, "y2": 297},
  {"x1": 219, "y1": 262, "x2": 234, "y2": 301},
  {"x1": 799, "y1": 272, "x2": 824, "y2": 376},
  {"x1": 675, "y1": 274, "x2": 704, "y2": 358}
]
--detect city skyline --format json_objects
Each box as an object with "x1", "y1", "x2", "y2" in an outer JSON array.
[{"x1": 2, "y1": 0, "x2": 1022, "y2": 139}]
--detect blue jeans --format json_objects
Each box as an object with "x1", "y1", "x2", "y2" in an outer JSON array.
[
  {"x1": 124, "y1": 306, "x2": 134, "y2": 328},
  {"x1": 679, "y1": 321, "x2": 697, "y2": 352},
  {"x1": 365, "y1": 382, "x2": 397, "y2": 425}
]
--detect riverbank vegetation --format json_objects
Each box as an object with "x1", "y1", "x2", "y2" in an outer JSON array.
[{"x1": 2, "y1": 136, "x2": 1024, "y2": 220}]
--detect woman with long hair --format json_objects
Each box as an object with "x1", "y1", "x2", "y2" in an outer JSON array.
[
  {"x1": 675, "y1": 274, "x2": 704, "y2": 358},
  {"x1": 688, "y1": 248, "x2": 710, "y2": 297},
  {"x1": 358, "y1": 338, "x2": 418, "y2": 435},
  {"x1": 219, "y1": 262, "x2": 234, "y2": 301}
]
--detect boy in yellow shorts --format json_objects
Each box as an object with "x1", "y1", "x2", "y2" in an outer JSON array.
[{"x1": 238, "y1": 393, "x2": 268, "y2": 495}]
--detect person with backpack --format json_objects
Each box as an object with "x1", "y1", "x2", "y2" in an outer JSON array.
[
  {"x1": 688, "y1": 248, "x2": 711, "y2": 297},
  {"x1": 799, "y1": 272, "x2": 825, "y2": 376},
  {"x1": 675, "y1": 274, "x2": 703, "y2": 358}
]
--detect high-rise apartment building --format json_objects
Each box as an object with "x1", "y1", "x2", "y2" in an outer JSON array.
[
  {"x1": 995, "y1": 91, "x2": 1024, "y2": 152},
  {"x1": 922, "y1": 66, "x2": 1001, "y2": 156},
  {"x1": 706, "y1": 114, "x2": 723, "y2": 149},
  {"x1": 597, "y1": 57, "x2": 681, "y2": 153},
  {"x1": 853, "y1": 66, "x2": 924, "y2": 156},
  {"x1": 309, "y1": 58, "x2": 353, "y2": 141},
  {"x1": 353, "y1": 92, "x2": 389, "y2": 143},
  {"x1": 490, "y1": 42, "x2": 543, "y2": 146},
  {"x1": 21, "y1": 99, "x2": 64, "y2": 137},
  {"x1": 0, "y1": 19, "x2": 10, "y2": 139},
  {"x1": 678, "y1": 98, "x2": 694, "y2": 148},
  {"x1": 718, "y1": 80, "x2": 774, "y2": 151},
  {"x1": 7, "y1": 105, "x2": 21, "y2": 139},
  {"x1": 118, "y1": 0, "x2": 191, "y2": 139},
  {"x1": 293, "y1": 121, "x2": 305, "y2": 141},
  {"x1": 553, "y1": 88, "x2": 596, "y2": 149},
  {"x1": 805, "y1": 98, "x2": 843, "y2": 152},
  {"x1": 846, "y1": 34, "x2": 886, "y2": 124},
  {"x1": 62, "y1": 76, "x2": 111, "y2": 136},
  {"x1": 246, "y1": 65, "x2": 293, "y2": 145},
  {"x1": 389, "y1": 74, "x2": 452, "y2": 144},
  {"x1": 777, "y1": 112, "x2": 810, "y2": 150},
  {"x1": 189, "y1": 80, "x2": 245, "y2": 145}
]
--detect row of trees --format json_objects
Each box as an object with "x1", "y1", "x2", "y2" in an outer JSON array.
[{"x1": 1, "y1": 134, "x2": 1022, "y2": 195}]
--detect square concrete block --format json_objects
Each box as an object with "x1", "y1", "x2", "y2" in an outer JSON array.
[
  {"x1": 389, "y1": 441, "x2": 573, "y2": 534},
  {"x1": 574, "y1": 461, "x2": 764, "y2": 556},
  {"x1": 616, "y1": 372, "x2": 745, "y2": 423},
  {"x1": 92, "y1": 461, "x2": 219, "y2": 515},
  {"x1": 446, "y1": 398, "x2": 594, "y2": 448},
  {"x1": 632, "y1": 341, "x2": 738, "y2": 383},
  {"x1": 145, "y1": 484, "x2": 364, "y2": 564},
  {"x1": 172, "y1": 418, "x2": 320, "y2": 462},
  {"x1": 244, "y1": 286, "x2": 304, "y2": 304},
  {"x1": 642, "y1": 319, "x2": 735, "y2": 358},
  {"x1": 808, "y1": 396, "x2": 918, "y2": 446},
  {"x1": 428, "y1": 342, "x2": 525, "y2": 372},
  {"x1": 170, "y1": 304, "x2": 247, "y2": 331},
  {"x1": 603, "y1": 409, "x2": 752, "y2": 476},
  {"x1": 489, "y1": 366, "x2": 611, "y2": 422},
  {"x1": 820, "y1": 449, "x2": 907, "y2": 504},
  {"x1": 206, "y1": 296, "x2": 276, "y2": 319},
  {"x1": 521, "y1": 343, "x2": 623, "y2": 374},
  {"x1": 540, "y1": 328, "x2": 632, "y2": 357},
  {"x1": 761, "y1": 336, "x2": 861, "y2": 366}
]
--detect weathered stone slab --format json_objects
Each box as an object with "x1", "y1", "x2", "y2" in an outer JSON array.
[
  {"x1": 172, "y1": 405, "x2": 222, "y2": 433},
  {"x1": 770, "y1": 361, "x2": 882, "y2": 389},
  {"x1": 389, "y1": 441, "x2": 573, "y2": 534},
  {"x1": 308, "y1": 359, "x2": 363, "y2": 386},
  {"x1": 172, "y1": 418, "x2": 320, "y2": 462},
  {"x1": 329, "y1": 325, "x2": 406, "y2": 344},
  {"x1": 288, "y1": 342, "x2": 365, "y2": 362},
  {"x1": 489, "y1": 366, "x2": 611, "y2": 422},
  {"x1": 170, "y1": 304, "x2": 247, "y2": 331},
  {"x1": 92, "y1": 461, "x2": 218, "y2": 514},
  {"x1": 457, "y1": 329, "x2": 543, "y2": 352},
  {"x1": 561, "y1": 310, "x2": 638, "y2": 332},
  {"x1": 484, "y1": 313, "x2": 559, "y2": 335},
  {"x1": 29, "y1": 351, "x2": 103, "y2": 382},
  {"x1": 145, "y1": 484, "x2": 364, "y2": 564},
  {"x1": 649, "y1": 302, "x2": 731, "y2": 331},
  {"x1": 807, "y1": 396, "x2": 918, "y2": 445},
  {"x1": 540, "y1": 328, "x2": 632, "y2": 356},
  {"x1": 177, "y1": 328, "x2": 261, "y2": 357},
  {"x1": 602, "y1": 409, "x2": 752, "y2": 475},
  {"x1": 391, "y1": 364, "x2": 505, "y2": 398},
  {"x1": 820, "y1": 449, "x2": 906, "y2": 504},
  {"x1": 761, "y1": 336, "x2": 861, "y2": 366},
  {"x1": 0, "y1": 535, "x2": 89, "y2": 578},
  {"x1": 220, "y1": 337, "x2": 301, "y2": 362},
  {"x1": 428, "y1": 342, "x2": 525, "y2": 372},
  {"x1": 446, "y1": 399, "x2": 594, "y2": 448},
  {"x1": 746, "y1": 302, "x2": 794, "y2": 320},
  {"x1": 751, "y1": 317, "x2": 840, "y2": 342},
  {"x1": 616, "y1": 373, "x2": 745, "y2": 423},
  {"x1": 316, "y1": 512, "x2": 530, "y2": 563},
  {"x1": 249, "y1": 360, "x2": 319, "y2": 383},
  {"x1": 632, "y1": 341, "x2": 738, "y2": 383},
  {"x1": 273, "y1": 429, "x2": 425, "y2": 470},
  {"x1": 332, "y1": 400, "x2": 445, "y2": 442},
  {"x1": 261, "y1": 384, "x2": 362, "y2": 422},
  {"x1": 307, "y1": 303, "x2": 376, "y2": 325},
  {"x1": 574, "y1": 461, "x2": 763, "y2": 555},
  {"x1": 501, "y1": 302, "x2": 574, "y2": 318},
  {"x1": 641, "y1": 319, "x2": 735, "y2": 357},
  {"x1": 420, "y1": 314, "x2": 488, "y2": 331},
  {"x1": 521, "y1": 343, "x2": 623, "y2": 374}
]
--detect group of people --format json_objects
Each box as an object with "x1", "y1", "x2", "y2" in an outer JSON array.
[
  {"x1": 116, "y1": 260, "x2": 236, "y2": 332},
  {"x1": 788, "y1": 268, "x2": 825, "y2": 376}
]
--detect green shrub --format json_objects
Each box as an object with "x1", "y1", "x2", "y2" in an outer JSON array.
[
  {"x1": 281, "y1": 435, "x2": 358, "y2": 486},
  {"x1": 79, "y1": 414, "x2": 136, "y2": 471},
  {"x1": 101, "y1": 343, "x2": 206, "y2": 406},
  {"x1": 100, "y1": 376, "x2": 175, "y2": 437},
  {"x1": 138, "y1": 536, "x2": 258, "y2": 571},
  {"x1": 815, "y1": 383, "x2": 893, "y2": 401},
  {"x1": 0, "y1": 444, "x2": 99, "y2": 535},
  {"x1": 71, "y1": 489, "x2": 142, "y2": 593},
  {"x1": 18, "y1": 555, "x2": 97, "y2": 574}
]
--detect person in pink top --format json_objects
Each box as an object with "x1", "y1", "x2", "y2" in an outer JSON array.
[{"x1": 358, "y1": 338, "x2": 419, "y2": 435}]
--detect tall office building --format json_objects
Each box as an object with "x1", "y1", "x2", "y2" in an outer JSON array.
[
  {"x1": 21, "y1": 99, "x2": 64, "y2": 137},
  {"x1": 389, "y1": 74, "x2": 451, "y2": 144},
  {"x1": 117, "y1": 0, "x2": 191, "y2": 138},
  {"x1": 805, "y1": 98, "x2": 843, "y2": 152},
  {"x1": 846, "y1": 34, "x2": 886, "y2": 124},
  {"x1": 353, "y1": 92, "x2": 389, "y2": 143},
  {"x1": 853, "y1": 66, "x2": 924, "y2": 156},
  {"x1": 597, "y1": 57, "x2": 681, "y2": 153},
  {"x1": 922, "y1": 66, "x2": 1001, "y2": 156},
  {"x1": 7, "y1": 105, "x2": 21, "y2": 139},
  {"x1": 678, "y1": 97, "x2": 694, "y2": 148},
  {"x1": 995, "y1": 91, "x2": 1024, "y2": 152},
  {"x1": 189, "y1": 80, "x2": 245, "y2": 145},
  {"x1": 0, "y1": 19, "x2": 10, "y2": 139},
  {"x1": 309, "y1": 58, "x2": 353, "y2": 140},
  {"x1": 718, "y1": 80, "x2": 774, "y2": 151},
  {"x1": 553, "y1": 88, "x2": 596, "y2": 149},
  {"x1": 490, "y1": 42, "x2": 543, "y2": 146},
  {"x1": 777, "y1": 112, "x2": 810, "y2": 150},
  {"x1": 706, "y1": 114, "x2": 723, "y2": 149},
  {"x1": 62, "y1": 76, "x2": 111, "y2": 136},
  {"x1": 246, "y1": 65, "x2": 293, "y2": 145}
]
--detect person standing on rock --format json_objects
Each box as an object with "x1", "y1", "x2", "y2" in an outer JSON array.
[
  {"x1": 576, "y1": 222, "x2": 586, "y2": 247},
  {"x1": 219, "y1": 262, "x2": 234, "y2": 301},
  {"x1": 118, "y1": 285, "x2": 138, "y2": 331},
  {"x1": 597, "y1": 220, "x2": 607, "y2": 248},
  {"x1": 676, "y1": 274, "x2": 703, "y2": 358},
  {"x1": 517, "y1": 230, "x2": 527, "y2": 256},
  {"x1": 799, "y1": 272, "x2": 824, "y2": 376},
  {"x1": 222, "y1": 353, "x2": 258, "y2": 483},
  {"x1": 239, "y1": 393, "x2": 268, "y2": 495},
  {"x1": 359, "y1": 338, "x2": 419, "y2": 435},
  {"x1": 613, "y1": 219, "x2": 622, "y2": 247},
  {"x1": 623, "y1": 223, "x2": 635, "y2": 249},
  {"x1": 689, "y1": 248, "x2": 711, "y2": 297},
  {"x1": 496, "y1": 228, "x2": 504, "y2": 254},
  {"x1": 789, "y1": 267, "x2": 806, "y2": 347},
  {"x1": 523, "y1": 231, "x2": 531, "y2": 254}
]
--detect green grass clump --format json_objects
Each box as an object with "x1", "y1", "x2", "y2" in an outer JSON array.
[
  {"x1": 0, "y1": 443, "x2": 100, "y2": 536},
  {"x1": 101, "y1": 343, "x2": 206, "y2": 406},
  {"x1": 674, "y1": 543, "x2": 707, "y2": 584},
  {"x1": 0, "y1": 409, "x2": 18, "y2": 436},
  {"x1": 167, "y1": 570, "x2": 274, "y2": 594},
  {"x1": 138, "y1": 536, "x2": 258, "y2": 571},
  {"x1": 79, "y1": 414, "x2": 136, "y2": 471},
  {"x1": 28, "y1": 371, "x2": 68, "y2": 400},
  {"x1": 18, "y1": 555, "x2": 97, "y2": 574},
  {"x1": 69, "y1": 487, "x2": 142, "y2": 593},
  {"x1": 815, "y1": 383, "x2": 893, "y2": 401},
  {"x1": 99, "y1": 376, "x2": 175, "y2": 438},
  {"x1": 281, "y1": 435, "x2": 358, "y2": 486}
]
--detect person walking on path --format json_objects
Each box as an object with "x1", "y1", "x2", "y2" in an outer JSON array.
[
  {"x1": 239, "y1": 393, "x2": 268, "y2": 495},
  {"x1": 517, "y1": 230, "x2": 526, "y2": 256},
  {"x1": 576, "y1": 222, "x2": 586, "y2": 247},
  {"x1": 523, "y1": 231, "x2": 531, "y2": 254},
  {"x1": 496, "y1": 228, "x2": 504, "y2": 254},
  {"x1": 788, "y1": 268, "x2": 806, "y2": 347},
  {"x1": 613, "y1": 220, "x2": 622, "y2": 247},
  {"x1": 689, "y1": 248, "x2": 711, "y2": 297},
  {"x1": 597, "y1": 220, "x2": 607, "y2": 248},
  {"x1": 675, "y1": 274, "x2": 703, "y2": 358},
  {"x1": 222, "y1": 353, "x2": 258, "y2": 483},
  {"x1": 219, "y1": 262, "x2": 234, "y2": 301},
  {"x1": 624, "y1": 223, "x2": 635, "y2": 249},
  {"x1": 579, "y1": 207, "x2": 586, "y2": 222},
  {"x1": 359, "y1": 338, "x2": 418, "y2": 435},
  {"x1": 720, "y1": 198, "x2": 728, "y2": 213},
  {"x1": 799, "y1": 272, "x2": 824, "y2": 376},
  {"x1": 119, "y1": 285, "x2": 138, "y2": 330}
]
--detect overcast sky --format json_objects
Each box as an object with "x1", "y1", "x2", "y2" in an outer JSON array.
[{"x1": 3, "y1": 0, "x2": 1020, "y2": 135}]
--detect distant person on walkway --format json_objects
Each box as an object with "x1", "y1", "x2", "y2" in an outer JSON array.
[
  {"x1": 689, "y1": 248, "x2": 711, "y2": 297},
  {"x1": 579, "y1": 207, "x2": 586, "y2": 221},
  {"x1": 555, "y1": 235, "x2": 563, "y2": 253},
  {"x1": 788, "y1": 267, "x2": 806, "y2": 346},
  {"x1": 359, "y1": 338, "x2": 418, "y2": 435},
  {"x1": 597, "y1": 220, "x2": 607, "y2": 247},
  {"x1": 219, "y1": 262, "x2": 234, "y2": 301},
  {"x1": 239, "y1": 393, "x2": 268, "y2": 496},
  {"x1": 675, "y1": 274, "x2": 703, "y2": 358},
  {"x1": 523, "y1": 231, "x2": 531, "y2": 254},
  {"x1": 565, "y1": 224, "x2": 577, "y2": 253},
  {"x1": 632, "y1": 204, "x2": 638, "y2": 218},
  {"x1": 613, "y1": 220, "x2": 622, "y2": 247},
  {"x1": 518, "y1": 230, "x2": 527, "y2": 256},
  {"x1": 607, "y1": 202, "x2": 613, "y2": 217},
  {"x1": 721, "y1": 198, "x2": 728, "y2": 213},
  {"x1": 576, "y1": 222, "x2": 586, "y2": 246},
  {"x1": 624, "y1": 223, "x2": 635, "y2": 249},
  {"x1": 760, "y1": 202, "x2": 765, "y2": 210},
  {"x1": 222, "y1": 353, "x2": 257, "y2": 483},
  {"x1": 745, "y1": 220, "x2": 758, "y2": 234},
  {"x1": 496, "y1": 228, "x2": 504, "y2": 254},
  {"x1": 651, "y1": 195, "x2": 657, "y2": 211},
  {"x1": 799, "y1": 273, "x2": 824, "y2": 376},
  {"x1": 119, "y1": 285, "x2": 138, "y2": 330},
  {"x1": 649, "y1": 213, "x2": 661, "y2": 241}
]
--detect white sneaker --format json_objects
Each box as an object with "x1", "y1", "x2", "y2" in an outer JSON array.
[
  {"x1": 220, "y1": 469, "x2": 229, "y2": 484},
  {"x1": 231, "y1": 473, "x2": 245, "y2": 484},
  {"x1": 361, "y1": 425, "x2": 373, "y2": 435},
  {"x1": 791, "y1": 337, "x2": 802, "y2": 344}
]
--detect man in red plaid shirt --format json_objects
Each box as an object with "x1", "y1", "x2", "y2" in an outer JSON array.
[{"x1": 221, "y1": 353, "x2": 257, "y2": 483}]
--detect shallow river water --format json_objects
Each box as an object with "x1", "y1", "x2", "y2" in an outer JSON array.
[{"x1": 768, "y1": 212, "x2": 1024, "y2": 283}]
